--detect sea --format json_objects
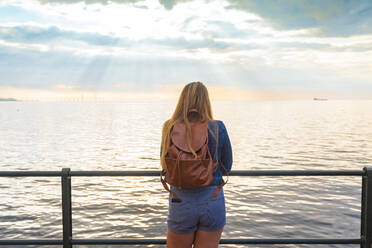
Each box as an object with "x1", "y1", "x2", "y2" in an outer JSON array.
[{"x1": 0, "y1": 100, "x2": 371, "y2": 248}]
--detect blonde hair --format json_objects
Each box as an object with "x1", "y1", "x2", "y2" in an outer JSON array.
[{"x1": 160, "y1": 82, "x2": 217, "y2": 170}]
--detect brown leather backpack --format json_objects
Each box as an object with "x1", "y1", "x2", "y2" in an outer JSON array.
[{"x1": 160, "y1": 109, "x2": 227, "y2": 200}]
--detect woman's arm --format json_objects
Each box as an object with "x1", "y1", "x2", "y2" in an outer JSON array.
[{"x1": 220, "y1": 121, "x2": 233, "y2": 174}]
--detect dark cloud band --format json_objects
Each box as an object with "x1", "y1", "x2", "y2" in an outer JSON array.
[
  {"x1": 1, "y1": 24, "x2": 370, "y2": 53},
  {"x1": 226, "y1": 0, "x2": 372, "y2": 37},
  {"x1": 35, "y1": 0, "x2": 372, "y2": 37}
]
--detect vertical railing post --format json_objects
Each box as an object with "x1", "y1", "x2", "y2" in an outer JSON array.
[
  {"x1": 361, "y1": 167, "x2": 372, "y2": 248},
  {"x1": 61, "y1": 168, "x2": 72, "y2": 248}
]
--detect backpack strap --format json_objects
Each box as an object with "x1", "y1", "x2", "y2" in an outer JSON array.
[
  {"x1": 160, "y1": 169, "x2": 181, "y2": 202},
  {"x1": 210, "y1": 159, "x2": 229, "y2": 198}
]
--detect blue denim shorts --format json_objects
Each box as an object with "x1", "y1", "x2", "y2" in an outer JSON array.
[{"x1": 167, "y1": 185, "x2": 226, "y2": 234}]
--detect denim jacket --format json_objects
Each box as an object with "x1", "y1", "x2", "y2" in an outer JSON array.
[
  {"x1": 207, "y1": 120, "x2": 233, "y2": 186},
  {"x1": 161, "y1": 120, "x2": 233, "y2": 187}
]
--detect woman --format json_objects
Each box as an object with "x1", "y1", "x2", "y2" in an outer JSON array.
[{"x1": 160, "y1": 82, "x2": 233, "y2": 248}]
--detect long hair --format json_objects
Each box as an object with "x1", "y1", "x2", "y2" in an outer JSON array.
[{"x1": 160, "y1": 82, "x2": 217, "y2": 170}]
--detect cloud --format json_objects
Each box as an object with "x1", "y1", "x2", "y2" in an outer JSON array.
[
  {"x1": 35, "y1": 0, "x2": 191, "y2": 9},
  {"x1": 0, "y1": 24, "x2": 264, "y2": 51},
  {"x1": 2, "y1": 24, "x2": 371, "y2": 55},
  {"x1": 36, "y1": 0, "x2": 143, "y2": 5},
  {"x1": 0, "y1": 5, "x2": 44, "y2": 23},
  {"x1": 31, "y1": 0, "x2": 372, "y2": 37},
  {"x1": 158, "y1": 0, "x2": 192, "y2": 10},
  {"x1": 0, "y1": 25, "x2": 121, "y2": 46},
  {"x1": 225, "y1": 0, "x2": 372, "y2": 37},
  {"x1": 201, "y1": 20, "x2": 259, "y2": 39}
]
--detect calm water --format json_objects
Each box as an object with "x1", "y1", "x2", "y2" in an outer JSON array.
[{"x1": 1, "y1": 100, "x2": 372, "y2": 248}]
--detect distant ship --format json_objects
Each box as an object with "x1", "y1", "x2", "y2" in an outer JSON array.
[
  {"x1": 313, "y1": 97, "x2": 328, "y2": 101},
  {"x1": 0, "y1": 98, "x2": 17, "y2": 101}
]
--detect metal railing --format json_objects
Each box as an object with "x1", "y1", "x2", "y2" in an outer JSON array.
[{"x1": 0, "y1": 167, "x2": 371, "y2": 247}]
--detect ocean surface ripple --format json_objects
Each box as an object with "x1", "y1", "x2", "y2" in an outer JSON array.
[{"x1": 1, "y1": 100, "x2": 371, "y2": 248}]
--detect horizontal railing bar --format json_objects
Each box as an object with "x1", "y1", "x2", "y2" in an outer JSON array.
[
  {"x1": 71, "y1": 170, "x2": 162, "y2": 177},
  {"x1": 0, "y1": 171, "x2": 62, "y2": 177},
  {"x1": 0, "y1": 238, "x2": 361, "y2": 245},
  {"x1": 0, "y1": 239, "x2": 63, "y2": 245},
  {"x1": 230, "y1": 170, "x2": 364, "y2": 176},
  {"x1": 72, "y1": 238, "x2": 361, "y2": 245},
  {"x1": 71, "y1": 170, "x2": 364, "y2": 177},
  {"x1": 0, "y1": 170, "x2": 364, "y2": 177},
  {"x1": 220, "y1": 238, "x2": 361, "y2": 244}
]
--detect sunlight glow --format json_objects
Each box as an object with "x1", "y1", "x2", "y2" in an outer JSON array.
[{"x1": 0, "y1": 0, "x2": 371, "y2": 100}]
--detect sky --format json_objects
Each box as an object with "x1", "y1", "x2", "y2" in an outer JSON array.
[{"x1": 0, "y1": 0, "x2": 371, "y2": 101}]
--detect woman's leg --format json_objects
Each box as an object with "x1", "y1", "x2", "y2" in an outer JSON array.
[
  {"x1": 193, "y1": 227, "x2": 223, "y2": 248},
  {"x1": 166, "y1": 229, "x2": 195, "y2": 248}
]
